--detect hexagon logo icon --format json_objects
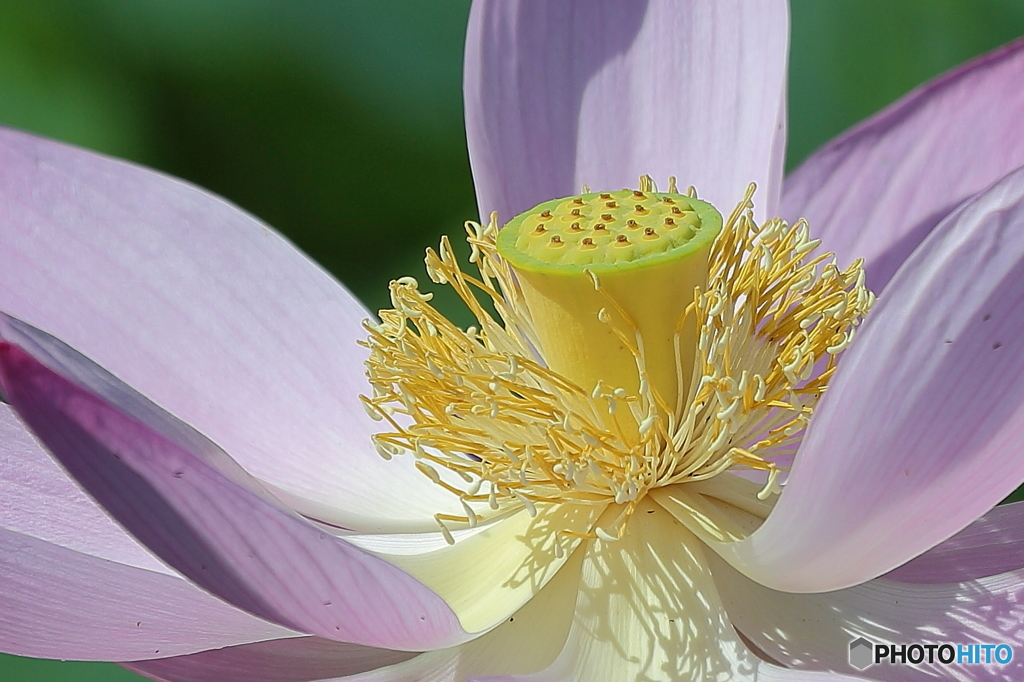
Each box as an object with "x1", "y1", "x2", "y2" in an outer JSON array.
[{"x1": 849, "y1": 637, "x2": 874, "y2": 670}]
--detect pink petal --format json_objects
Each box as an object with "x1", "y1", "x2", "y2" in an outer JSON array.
[
  {"x1": 0, "y1": 527, "x2": 300, "y2": 661},
  {"x1": 1, "y1": 402, "x2": 166, "y2": 573},
  {"x1": 710, "y1": 164, "x2": 1024, "y2": 592},
  {"x1": 465, "y1": 0, "x2": 789, "y2": 224},
  {"x1": 133, "y1": 539, "x2": 588, "y2": 682},
  {"x1": 0, "y1": 127, "x2": 461, "y2": 531},
  {"x1": 885, "y1": 501, "x2": 1024, "y2": 584},
  {"x1": 122, "y1": 637, "x2": 416, "y2": 682},
  {"x1": 783, "y1": 37, "x2": 1024, "y2": 293},
  {"x1": 0, "y1": 319, "x2": 469, "y2": 651},
  {"x1": 1, "y1": 403, "x2": 298, "y2": 660},
  {"x1": 712, "y1": 552, "x2": 1024, "y2": 682}
]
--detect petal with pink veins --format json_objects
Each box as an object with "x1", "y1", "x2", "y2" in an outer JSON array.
[
  {"x1": 1, "y1": 401, "x2": 167, "y2": 573},
  {"x1": 465, "y1": 0, "x2": 789, "y2": 224},
  {"x1": 711, "y1": 551, "x2": 1024, "y2": 682},
  {"x1": 0, "y1": 404, "x2": 301, "y2": 660},
  {"x1": 0, "y1": 527, "x2": 301, "y2": 661},
  {"x1": 121, "y1": 637, "x2": 417, "y2": 682},
  {"x1": 782, "y1": 37, "x2": 1024, "y2": 293},
  {"x1": 0, "y1": 127, "x2": 462, "y2": 532},
  {"x1": 131, "y1": 547, "x2": 586, "y2": 682},
  {"x1": 885, "y1": 501, "x2": 1024, "y2": 584},
  {"x1": 0, "y1": 317, "x2": 469, "y2": 651}
]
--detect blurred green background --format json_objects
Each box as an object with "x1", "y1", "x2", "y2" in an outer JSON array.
[{"x1": 1, "y1": 1, "x2": 1023, "y2": 680}]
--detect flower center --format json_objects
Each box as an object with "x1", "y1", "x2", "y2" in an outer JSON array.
[
  {"x1": 495, "y1": 182, "x2": 721, "y2": 424},
  {"x1": 361, "y1": 178, "x2": 873, "y2": 543}
]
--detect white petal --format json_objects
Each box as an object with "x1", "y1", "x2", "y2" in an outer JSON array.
[
  {"x1": 366, "y1": 503, "x2": 605, "y2": 634},
  {"x1": 476, "y1": 498, "x2": 758, "y2": 681}
]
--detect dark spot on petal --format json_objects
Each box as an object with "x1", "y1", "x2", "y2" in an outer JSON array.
[
  {"x1": 983, "y1": 313, "x2": 992, "y2": 322},
  {"x1": 994, "y1": 342, "x2": 1003, "y2": 350},
  {"x1": 944, "y1": 339, "x2": 953, "y2": 344}
]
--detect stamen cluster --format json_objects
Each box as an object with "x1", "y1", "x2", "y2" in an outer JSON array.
[{"x1": 361, "y1": 184, "x2": 872, "y2": 542}]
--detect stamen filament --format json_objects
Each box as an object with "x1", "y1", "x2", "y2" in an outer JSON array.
[{"x1": 362, "y1": 180, "x2": 872, "y2": 537}]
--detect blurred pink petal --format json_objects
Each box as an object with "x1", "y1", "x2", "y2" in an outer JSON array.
[
  {"x1": 885, "y1": 501, "x2": 1024, "y2": 584},
  {"x1": 712, "y1": 552, "x2": 1024, "y2": 682},
  {"x1": 122, "y1": 637, "x2": 416, "y2": 682},
  {"x1": 0, "y1": 127, "x2": 462, "y2": 532},
  {"x1": 0, "y1": 318, "x2": 469, "y2": 651},
  {"x1": 465, "y1": 0, "x2": 788, "y2": 224},
  {"x1": 782, "y1": 37, "x2": 1024, "y2": 292},
  {"x1": 707, "y1": 164, "x2": 1024, "y2": 592}
]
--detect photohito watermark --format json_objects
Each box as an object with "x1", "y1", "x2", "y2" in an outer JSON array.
[{"x1": 849, "y1": 637, "x2": 1014, "y2": 671}]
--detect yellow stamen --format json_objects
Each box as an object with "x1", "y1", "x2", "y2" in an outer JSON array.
[{"x1": 361, "y1": 179, "x2": 872, "y2": 537}]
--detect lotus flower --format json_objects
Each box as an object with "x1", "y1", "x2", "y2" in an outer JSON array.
[{"x1": 3, "y1": 2, "x2": 1024, "y2": 681}]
